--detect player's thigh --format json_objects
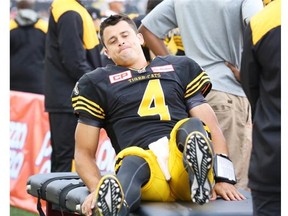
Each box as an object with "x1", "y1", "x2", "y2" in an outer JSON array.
[{"x1": 115, "y1": 146, "x2": 174, "y2": 201}]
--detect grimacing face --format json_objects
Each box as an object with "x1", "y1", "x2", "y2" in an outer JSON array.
[{"x1": 103, "y1": 20, "x2": 144, "y2": 67}]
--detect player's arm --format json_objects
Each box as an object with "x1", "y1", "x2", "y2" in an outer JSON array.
[
  {"x1": 75, "y1": 122, "x2": 102, "y2": 192},
  {"x1": 74, "y1": 121, "x2": 103, "y2": 215},
  {"x1": 71, "y1": 72, "x2": 107, "y2": 214},
  {"x1": 72, "y1": 75, "x2": 104, "y2": 190}
]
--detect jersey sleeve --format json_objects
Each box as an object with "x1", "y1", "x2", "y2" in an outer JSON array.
[
  {"x1": 71, "y1": 73, "x2": 106, "y2": 126},
  {"x1": 179, "y1": 57, "x2": 212, "y2": 99}
]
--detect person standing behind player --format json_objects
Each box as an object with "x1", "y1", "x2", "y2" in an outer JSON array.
[
  {"x1": 103, "y1": 0, "x2": 126, "y2": 17},
  {"x1": 10, "y1": 0, "x2": 47, "y2": 94},
  {"x1": 240, "y1": 0, "x2": 281, "y2": 215},
  {"x1": 86, "y1": 6, "x2": 103, "y2": 35},
  {"x1": 44, "y1": 0, "x2": 102, "y2": 172},
  {"x1": 139, "y1": 0, "x2": 263, "y2": 190}
]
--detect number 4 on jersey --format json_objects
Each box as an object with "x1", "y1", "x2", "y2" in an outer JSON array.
[{"x1": 137, "y1": 79, "x2": 171, "y2": 120}]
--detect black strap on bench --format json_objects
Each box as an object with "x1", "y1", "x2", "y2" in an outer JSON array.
[
  {"x1": 59, "y1": 181, "x2": 85, "y2": 209},
  {"x1": 36, "y1": 175, "x2": 80, "y2": 216},
  {"x1": 40, "y1": 175, "x2": 80, "y2": 200},
  {"x1": 37, "y1": 189, "x2": 46, "y2": 216}
]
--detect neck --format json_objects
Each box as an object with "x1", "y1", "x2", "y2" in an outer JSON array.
[
  {"x1": 129, "y1": 61, "x2": 148, "y2": 72},
  {"x1": 129, "y1": 55, "x2": 148, "y2": 69}
]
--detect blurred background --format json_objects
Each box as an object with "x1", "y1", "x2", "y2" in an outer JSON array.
[{"x1": 10, "y1": 0, "x2": 149, "y2": 20}]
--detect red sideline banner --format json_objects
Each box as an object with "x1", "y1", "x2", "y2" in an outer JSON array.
[{"x1": 10, "y1": 91, "x2": 116, "y2": 214}]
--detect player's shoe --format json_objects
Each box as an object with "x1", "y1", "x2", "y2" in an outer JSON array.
[
  {"x1": 94, "y1": 174, "x2": 127, "y2": 216},
  {"x1": 183, "y1": 130, "x2": 214, "y2": 205}
]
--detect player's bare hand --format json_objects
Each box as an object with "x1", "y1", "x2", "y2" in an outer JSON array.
[
  {"x1": 211, "y1": 182, "x2": 246, "y2": 201},
  {"x1": 81, "y1": 191, "x2": 97, "y2": 216}
]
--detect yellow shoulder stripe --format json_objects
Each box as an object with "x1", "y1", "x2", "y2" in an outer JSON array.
[
  {"x1": 51, "y1": 0, "x2": 99, "y2": 49},
  {"x1": 34, "y1": 19, "x2": 48, "y2": 33},
  {"x1": 185, "y1": 71, "x2": 210, "y2": 98},
  {"x1": 10, "y1": 19, "x2": 18, "y2": 30},
  {"x1": 72, "y1": 95, "x2": 105, "y2": 119},
  {"x1": 251, "y1": 0, "x2": 281, "y2": 45}
]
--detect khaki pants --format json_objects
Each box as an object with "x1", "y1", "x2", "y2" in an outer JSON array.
[{"x1": 205, "y1": 90, "x2": 252, "y2": 190}]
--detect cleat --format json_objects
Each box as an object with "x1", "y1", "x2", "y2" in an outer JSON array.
[
  {"x1": 94, "y1": 175, "x2": 125, "y2": 216},
  {"x1": 183, "y1": 131, "x2": 214, "y2": 205}
]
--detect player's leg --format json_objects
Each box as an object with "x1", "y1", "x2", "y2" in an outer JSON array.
[
  {"x1": 96, "y1": 155, "x2": 150, "y2": 216},
  {"x1": 94, "y1": 146, "x2": 173, "y2": 215},
  {"x1": 116, "y1": 155, "x2": 150, "y2": 212},
  {"x1": 173, "y1": 117, "x2": 214, "y2": 204},
  {"x1": 94, "y1": 155, "x2": 148, "y2": 216},
  {"x1": 116, "y1": 146, "x2": 174, "y2": 202}
]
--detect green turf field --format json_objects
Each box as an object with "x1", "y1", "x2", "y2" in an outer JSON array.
[{"x1": 10, "y1": 207, "x2": 37, "y2": 216}]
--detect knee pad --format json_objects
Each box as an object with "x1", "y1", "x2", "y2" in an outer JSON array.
[{"x1": 176, "y1": 117, "x2": 211, "y2": 152}]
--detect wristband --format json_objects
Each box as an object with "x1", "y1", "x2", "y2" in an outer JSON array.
[{"x1": 213, "y1": 154, "x2": 237, "y2": 185}]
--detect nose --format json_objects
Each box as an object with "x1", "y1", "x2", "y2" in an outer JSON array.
[{"x1": 118, "y1": 40, "x2": 125, "y2": 46}]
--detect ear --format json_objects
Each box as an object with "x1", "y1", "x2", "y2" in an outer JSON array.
[
  {"x1": 104, "y1": 48, "x2": 111, "y2": 59},
  {"x1": 137, "y1": 33, "x2": 145, "y2": 46}
]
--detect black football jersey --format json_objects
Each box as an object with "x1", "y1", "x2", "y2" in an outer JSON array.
[{"x1": 72, "y1": 55, "x2": 211, "y2": 153}]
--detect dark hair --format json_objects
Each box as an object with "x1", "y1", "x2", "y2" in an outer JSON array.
[
  {"x1": 99, "y1": 14, "x2": 138, "y2": 47},
  {"x1": 16, "y1": 0, "x2": 35, "y2": 9},
  {"x1": 146, "y1": 0, "x2": 163, "y2": 14}
]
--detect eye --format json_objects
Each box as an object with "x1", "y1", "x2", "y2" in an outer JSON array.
[
  {"x1": 109, "y1": 38, "x2": 116, "y2": 45},
  {"x1": 122, "y1": 32, "x2": 129, "y2": 37}
]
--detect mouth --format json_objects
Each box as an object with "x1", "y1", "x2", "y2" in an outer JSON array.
[{"x1": 119, "y1": 46, "x2": 130, "y2": 52}]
